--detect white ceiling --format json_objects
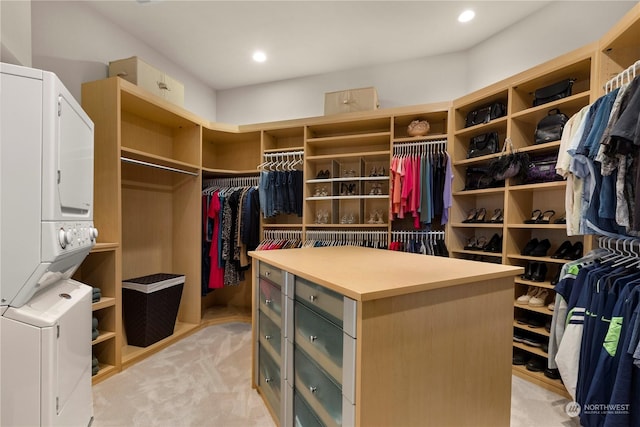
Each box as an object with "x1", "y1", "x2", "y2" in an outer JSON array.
[{"x1": 86, "y1": 0, "x2": 552, "y2": 90}]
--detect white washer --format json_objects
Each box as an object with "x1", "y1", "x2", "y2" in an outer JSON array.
[{"x1": 0, "y1": 62, "x2": 96, "y2": 426}]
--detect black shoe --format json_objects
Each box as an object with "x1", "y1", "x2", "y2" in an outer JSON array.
[
  {"x1": 522, "y1": 262, "x2": 535, "y2": 280},
  {"x1": 550, "y1": 267, "x2": 561, "y2": 286},
  {"x1": 522, "y1": 336, "x2": 542, "y2": 347},
  {"x1": 531, "y1": 262, "x2": 548, "y2": 282},
  {"x1": 545, "y1": 321, "x2": 551, "y2": 332},
  {"x1": 564, "y1": 242, "x2": 584, "y2": 260},
  {"x1": 483, "y1": 233, "x2": 502, "y2": 253},
  {"x1": 544, "y1": 368, "x2": 561, "y2": 380},
  {"x1": 527, "y1": 317, "x2": 545, "y2": 328},
  {"x1": 526, "y1": 357, "x2": 545, "y2": 372},
  {"x1": 521, "y1": 238, "x2": 539, "y2": 256},
  {"x1": 513, "y1": 349, "x2": 528, "y2": 366},
  {"x1": 551, "y1": 240, "x2": 573, "y2": 259},
  {"x1": 530, "y1": 239, "x2": 551, "y2": 257}
]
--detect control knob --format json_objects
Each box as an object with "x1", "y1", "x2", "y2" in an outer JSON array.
[
  {"x1": 58, "y1": 228, "x2": 70, "y2": 248},
  {"x1": 90, "y1": 227, "x2": 99, "y2": 241}
]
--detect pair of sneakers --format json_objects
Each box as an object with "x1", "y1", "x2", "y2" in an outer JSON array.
[{"x1": 516, "y1": 286, "x2": 548, "y2": 307}]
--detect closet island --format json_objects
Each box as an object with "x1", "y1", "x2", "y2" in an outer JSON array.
[{"x1": 249, "y1": 246, "x2": 523, "y2": 427}]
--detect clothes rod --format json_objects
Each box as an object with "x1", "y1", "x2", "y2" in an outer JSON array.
[{"x1": 121, "y1": 156, "x2": 199, "y2": 176}]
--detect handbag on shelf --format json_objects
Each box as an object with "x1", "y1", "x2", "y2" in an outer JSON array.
[
  {"x1": 487, "y1": 138, "x2": 530, "y2": 181},
  {"x1": 464, "y1": 167, "x2": 502, "y2": 191},
  {"x1": 534, "y1": 109, "x2": 569, "y2": 145},
  {"x1": 533, "y1": 79, "x2": 574, "y2": 106},
  {"x1": 467, "y1": 131, "x2": 500, "y2": 158},
  {"x1": 464, "y1": 102, "x2": 507, "y2": 128},
  {"x1": 523, "y1": 153, "x2": 564, "y2": 184}
]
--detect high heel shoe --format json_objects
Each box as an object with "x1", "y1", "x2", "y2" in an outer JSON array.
[
  {"x1": 530, "y1": 239, "x2": 551, "y2": 257},
  {"x1": 554, "y1": 213, "x2": 566, "y2": 224},
  {"x1": 483, "y1": 233, "x2": 502, "y2": 253},
  {"x1": 536, "y1": 210, "x2": 555, "y2": 224},
  {"x1": 490, "y1": 208, "x2": 504, "y2": 223},
  {"x1": 462, "y1": 208, "x2": 478, "y2": 223},
  {"x1": 473, "y1": 207, "x2": 487, "y2": 223},
  {"x1": 524, "y1": 209, "x2": 542, "y2": 224}
]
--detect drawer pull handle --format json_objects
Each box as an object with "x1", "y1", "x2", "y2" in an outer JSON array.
[
  {"x1": 265, "y1": 299, "x2": 272, "y2": 305},
  {"x1": 309, "y1": 295, "x2": 317, "y2": 302},
  {"x1": 309, "y1": 386, "x2": 317, "y2": 393},
  {"x1": 265, "y1": 271, "x2": 271, "y2": 277},
  {"x1": 265, "y1": 377, "x2": 271, "y2": 383},
  {"x1": 309, "y1": 335, "x2": 318, "y2": 342},
  {"x1": 265, "y1": 335, "x2": 272, "y2": 340}
]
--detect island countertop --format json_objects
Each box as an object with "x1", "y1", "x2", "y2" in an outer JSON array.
[{"x1": 249, "y1": 246, "x2": 523, "y2": 301}]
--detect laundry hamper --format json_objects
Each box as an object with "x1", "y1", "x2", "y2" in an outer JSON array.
[{"x1": 122, "y1": 273, "x2": 184, "y2": 347}]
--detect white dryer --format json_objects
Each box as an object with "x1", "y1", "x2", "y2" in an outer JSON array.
[{"x1": 0, "y1": 62, "x2": 97, "y2": 426}]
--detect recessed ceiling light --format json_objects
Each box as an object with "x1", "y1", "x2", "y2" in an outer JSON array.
[
  {"x1": 458, "y1": 9, "x2": 475, "y2": 23},
  {"x1": 252, "y1": 51, "x2": 267, "y2": 63}
]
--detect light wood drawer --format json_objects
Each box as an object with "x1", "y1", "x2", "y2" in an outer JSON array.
[
  {"x1": 295, "y1": 346, "x2": 342, "y2": 427},
  {"x1": 295, "y1": 277, "x2": 344, "y2": 327},
  {"x1": 295, "y1": 301, "x2": 343, "y2": 384},
  {"x1": 259, "y1": 262, "x2": 284, "y2": 287},
  {"x1": 259, "y1": 278, "x2": 282, "y2": 324},
  {"x1": 294, "y1": 389, "x2": 324, "y2": 427},
  {"x1": 258, "y1": 344, "x2": 281, "y2": 422},
  {"x1": 258, "y1": 310, "x2": 281, "y2": 361}
]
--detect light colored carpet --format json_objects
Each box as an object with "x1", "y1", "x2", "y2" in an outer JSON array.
[{"x1": 92, "y1": 322, "x2": 580, "y2": 427}]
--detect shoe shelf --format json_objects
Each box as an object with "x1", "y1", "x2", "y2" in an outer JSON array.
[
  {"x1": 515, "y1": 277, "x2": 555, "y2": 290},
  {"x1": 307, "y1": 176, "x2": 390, "y2": 184},
  {"x1": 508, "y1": 255, "x2": 570, "y2": 264},
  {"x1": 508, "y1": 224, "x2": 567, "y2": 230},
  {"x1": 452, "y1": 187, "x2": 505, "y2": 197},
  {"x1": 513, "y1": 302, "x2": 553, "y2": 316},
  {"x1": 512, "y1": 342, "x2": 548, "y2": 359},
  {"x1": 512, "y1": 365, "x2": 566, "y2": 394},
  {"x1": 92, "y1": 330, "x2": 117, "y2": 345},
  {"x1": 513, "y1": 321, "x2": 551, "y2": 338}
]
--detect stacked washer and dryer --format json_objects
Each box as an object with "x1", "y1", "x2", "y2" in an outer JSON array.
[{"x1": 0, "y1": 62, "x2": 97, "y2": 426}]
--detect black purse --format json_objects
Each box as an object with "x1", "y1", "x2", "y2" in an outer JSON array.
[
  {"x1": 467, "y1": 132, "x2": 500, "y2": 158},
  {"x1": 464, "y1": 167, "x2": 502, "y2": 190},
  {"x1": 465, "y1": 102, "x2": 507, "y2": 128},
  {"x1": 487, "y1": 138, "x2": 530, "y2": 181},
  {"x1": 534, "y1": 109, "x2": 569, "y2": 145},
  {"x1": 524, "y1": 153, "x2": 564, "y2": 184},
  {"x1": 533, "y1": 79, "x2": 574, "y2": 107}
]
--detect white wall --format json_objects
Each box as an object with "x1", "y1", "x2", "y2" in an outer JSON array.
[
  {"x1": 30, "y1": 1, "x2": 217, "y2": 119},
  {"x1": 25, "y1": 0, "x2": 638, "y2": 125},
  {"x1": 1, "y1": 1, "x2": 32, "y2": 67},
  {"x1": 217, "y1": 1, "x2": 637, "y2": 125},
  {"x1": 215, "y1": 52, "x2": 467, "y2": 125},
  {"x1": 466, "y1": 1, "x2": 636, "y2": 92}
]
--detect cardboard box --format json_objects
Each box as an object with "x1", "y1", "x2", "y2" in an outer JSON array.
[
  {"x1": 109, "y1": 56, "x2": 184, "y2": 107},
  {"x1": 324, "y1": 87, "x2": 379, "y2": 115}
]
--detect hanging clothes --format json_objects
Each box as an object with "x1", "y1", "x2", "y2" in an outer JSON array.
[
  {"x1": 550, "y1": 240, "x2": 640, "y2": 427},
  {"x1": 389, "y1": 231, "x2": 448, "y2": 257},
  {"x1": 558, "y1": 69, "x2": 640, "y2": 238},
  {"x1": 202, "y1": 178, "x2": 261, "y2": 294},
  {"x1": 390, "y1": 140, "x2": 452, "y2": 228},
  {"x1": 258, "y1": 151, "x2": 304, "y2": 218}
]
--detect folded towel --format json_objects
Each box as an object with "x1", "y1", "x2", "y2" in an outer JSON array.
[
  {"x1": 92, "y1": 328, "x2": 99, "y2": 341},
  {"x1": 92, "y1": 317, "x2": 99, "y2": 329}
]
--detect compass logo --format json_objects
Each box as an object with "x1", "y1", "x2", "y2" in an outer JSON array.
[{"x1": 565, "y1": 401, "x2": 581, "y2": 417}]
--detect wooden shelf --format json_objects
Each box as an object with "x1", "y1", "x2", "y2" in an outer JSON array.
[
  {"x1": 393, "y1": 133, "x2": 448, "y2": 143},
  {"x1": 453, "y1": 187, "x2": 505, "y2": 196},
  {"x1": 306, "y1": 150, "x2": 390, "y2": 161},
  {"x1": 307, "y1": 176, "x2": 390, "y2": 184},
  {"x1": 514, "y1": 301, "x2": 554, "y2": 315},
  {"x1": 91, "y1": 242, "x2": 119, "y2": 252},
  {"x1": 92, "y1": 330, "x2": 117, "y2": 345},
  {"x1": 92, "y1": 297, "x2": 116, "y2": 310},
  {"x1": 305, "y1": 223, "x2": 389, "y2": 228},
  {"x1": 507, "y1": 181, "x2": 566, "y2": 192},
  {"x1": 121, "y1": 147, "x2": 200, "y2": 175},
  {"x1": 506, "y1": 223, "x2": 567, "y2": 230},
  {"x1": 515, "y1": 278, "x2": 555, "y2": 290},
  {"x1": 264, "y1": 146, "x2": 304, "y2": 153},
  {"x1": 91, "y1": 363, "x2": 118, "y2": 385},
  {"x1": 306, "y1": 195, "x2": 388, "y2": 201},
  {"x1": 508, "y1": 254, "x2": 569, "y2": 264},
  {"x1": 513, "y1": 321, "x2": 550, "y2": 337},
  {"x1": 202, "y1": 167, "x2": 259, "y2": 176},
  {"x1": 450, "y1": 222, "x2": 504, "y2": 228},
  {"x1": 513, "y1": 342, "x2": 548, "y2": 358}
]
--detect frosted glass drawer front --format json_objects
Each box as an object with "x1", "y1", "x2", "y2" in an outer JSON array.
[
  {"x1": 295, "y1": 301, "x2": 343, "y2": 383},
  {"x1": 259, "y1": 262, "x2": 284, "y2": 286},
  {"x1": 259, "y1": 310, "x2": 281, "y2": 360},
  {"x1": 295, "y1": 346, "x2": 342, "y2": 427},
  {"x1": 295, "y1": 277, "x2": 343, "y2": 327},
  {"x1": 259, "y1": 278, "x2": 282, "y2": 323},
  {"x1": 258, "y1": 344, "x2": 281, "y2": 422},
  {"x1": 294, "y1": 389, "x2": 324, "y2": 427}
]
